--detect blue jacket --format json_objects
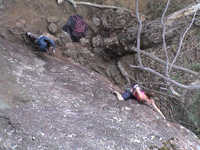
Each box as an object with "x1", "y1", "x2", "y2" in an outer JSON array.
[{"x1": 36, "y1": 36, "x2": 55, "y2": 52}]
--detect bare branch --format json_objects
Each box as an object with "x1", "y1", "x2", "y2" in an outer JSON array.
[
  {"x1": 169, "y1": 9, "x2": 198, "y2": 73},
  {"x1": 133, "y1": 0, "x2": 200, "y2": 91},
  {"x1": 131, "y1": 46, "x2": 198, "y2": 76},
  {"x1": 116, "y1": 60, "x2": 182, "y2": 100},
  {"x1": 161, "y1": 0, "x2": 171, "y2": 77},
  {"x1": 116, "y1": 60, "x2": 130, "y2": 85},
  {"x1": 134, "y1": 0, "x2": 143, "y2": 67},
  {"x1": 169, "y1": 85, "x2": 181, "y2": 97},
  {"x1": 180, "y1": 42, "x2": 200, "y2": 56},
  {"x1": 166, "y1": 3, "x2": 200, "y2": 24},
  {"x1": 130, "y1": 65, "x2": 200, "y2": 89},
  {"x1": 116, "y1": 61, "x2": 180, "y2": 100},
  {"x1": 67, "y1": 0, "x2": 132, "y2": 12},
  {"x1": 161, "y1": 0, "x2": 182, "y2": 97}
]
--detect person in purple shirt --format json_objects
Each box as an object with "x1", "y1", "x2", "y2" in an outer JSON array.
[{"x1": 26, "y1": 32, "x2": 55, "y2": 53}]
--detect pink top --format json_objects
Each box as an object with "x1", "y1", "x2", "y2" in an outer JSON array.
[{"x1": 134, "y1": 91, "x2": 145, "y2": 101}]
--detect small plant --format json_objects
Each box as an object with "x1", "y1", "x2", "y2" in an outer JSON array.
[
  {"x1": 189, "y1": 93, "x2": 200, "y2": 126},
  {"x1": 187, "y1": 63, "x2": 200, "y2": 72},
  {"x1": 150, "y1": 137, "x2": 176, "y2": 150},
  {"x1": 170, "y1": 71, "x2": 182, "y2": 81}
]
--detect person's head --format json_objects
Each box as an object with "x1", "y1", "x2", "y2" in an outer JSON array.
[
  {"x1": 48, "y1": 43, "x2": 55, "y2": 53},
  {"x1": 145, "y1": 92, "x2": 154, "y2": 99},
  {"x1": 145, "y1": 97, "x2": 154, "y2": 105}
]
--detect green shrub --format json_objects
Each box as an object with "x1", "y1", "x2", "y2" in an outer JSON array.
[
  {"x1": 189, "y1": 93, "x2": 200, "y2": 126},
  {"x1": 187, "y1": 63, "x2": 200, "y2": 72}
]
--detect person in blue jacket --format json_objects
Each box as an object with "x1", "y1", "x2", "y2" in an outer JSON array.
[{"x1": 26, "y1": 32, "x2": 55, "y2": 53}]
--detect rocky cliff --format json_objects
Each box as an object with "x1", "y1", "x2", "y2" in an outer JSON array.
[{"x1": 0, "y1": 38, "x2": 200, "y2": 150}]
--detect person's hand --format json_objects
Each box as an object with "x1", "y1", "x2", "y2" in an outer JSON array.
[
  {"x1": 146, "y1": 98, "x2": 154, "y2": 105},
  {"x1": 112, "y1": 91, "x2": 117, "y2": 94},
  {"x1": 134, "y1": 84, "x2": 139, "y2": 88},
  {"x1": 47, "y1": 48, "x2": 55, "y2": 54}
]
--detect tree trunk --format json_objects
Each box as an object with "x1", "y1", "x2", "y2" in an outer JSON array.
[{"x1": 92, "y1": 3, "x2": 200, "y2": 56}]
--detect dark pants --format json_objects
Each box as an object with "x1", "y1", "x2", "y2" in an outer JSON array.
[
  {"x1": 28, "y1": 33, "x2": 40, "y2": 42},
  {"x1": 122, "y1": 92, "x2": 133, "y2": 100}
]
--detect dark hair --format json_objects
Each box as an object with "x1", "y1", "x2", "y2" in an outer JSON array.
[
  {"x1": 145, "y1": 92, "x2": 154, "y2": 99},
  {"x1": 48, "y1": 42, "x2": 53, "y2": 47}
]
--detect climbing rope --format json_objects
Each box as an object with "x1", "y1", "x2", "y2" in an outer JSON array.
[{"x1": 72, "y1": 15, "x2": 88, "y2": 37}]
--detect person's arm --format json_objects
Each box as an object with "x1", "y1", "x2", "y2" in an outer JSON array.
[
  {"x1": 43, "y1": 36, "x2": 55, "y2": 50},
  {"x1": 49, "y1": 39, "x2": 55, "y2": 50},
  {"x1": 36, "y1": 36, "x2": 48, "y2": 52},
  {"x1": 38, "y1": 43, "x2": 47, "y2": 52},
  {"x1": 112, "y1": 91, "x2": 124, "y2": 101},
  {"x1": 150, "y1": 100, "x2": 166, "y2": 119},
  {"x1": 134, "y1": 87, "x2": 146, "y2": 101}
]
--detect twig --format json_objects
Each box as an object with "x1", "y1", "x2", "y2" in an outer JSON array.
[
  {"x1": 131, "y1": 46, "x2": 198, "y2": 76},
  {"x1": 132, "y1": 1, "x2": 199, "y2": 90},
  {"x1": 180, "y1": 42, "x2": 200, "y2": 56},
  {"x1": 169, "y1": 85, "x2": 181, "y2": 97},
  {"x1": 116, "y1": 60, "x2": 130, "y2": 85},
  {"x1": 130, "y1": 64, "x2": 200, "y2": 90},
  {"x1": 116, "y1": 60, "x2": 180, "y2": 100},
  {"x1": 142, "y1": 86, "x2": 181, "y2": 101},
  {"x1": 134, "y1": 0, "x2": 143, "y2": 67},
  {"x1": 169, "y1": 9, "x2": 198, "y2": 73},
  {"x1": 161, "y1": 0, "x2": 170, "y2": 78},
  {"x1": 160, "y1": 0, "x2": 181, "y2": 97}
]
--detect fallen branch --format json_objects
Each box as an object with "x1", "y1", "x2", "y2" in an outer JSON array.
[
  {"x1": 161, "y1": 0, "x2": 170, "y2": 77},
  {"x1": 131, "y1": 46, "x2": 198, "y2": 76},
  {"x1": 130, "y1": 65, "x2": 200, "y2": 90},
  {"x1": 116, "y1": 60, "x2": 130, "y2": 85},
  {"x1": 116, "y1": 60, "x2": 180, "y2": 100},
  {"x1": 135, "y1": 0, "x2": 143, "y2": 67},
  {"x1": 169, "y1": 85, "x2": 181, "y2": 97},
  {"x1": 67, "y1": 0, "x2": 131, "y2": 12},
  {"x1": 169, "y1": 9, "x2": 198, "y2": 73}
]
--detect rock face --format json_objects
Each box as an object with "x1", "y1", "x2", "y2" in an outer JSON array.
[{"x1": 0, "y1": 40, "x2": 200, "y2": 149}]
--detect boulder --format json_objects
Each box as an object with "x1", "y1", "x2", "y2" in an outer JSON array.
[
  {"x1": 80, "y1": 38, "x2": 90, "y2": 46},
  {"x1": 47, "y1": 16, "x2": 59, "y2": 23},
  {"x1": 48, "y1": 23, "x2": 58, "y2": 34},
  {"x1": 107, "y1": 65, "x2": 120, "y2": 78},
  {"x1": 92, "y1": 16, "x2": 100, "y2": 26},
  {"x1": 57, "y1": 31, "x2": 72, "y2": 45},
  {"x1": 57, "y1": 18, "x2": 66, "y2": 29}
]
